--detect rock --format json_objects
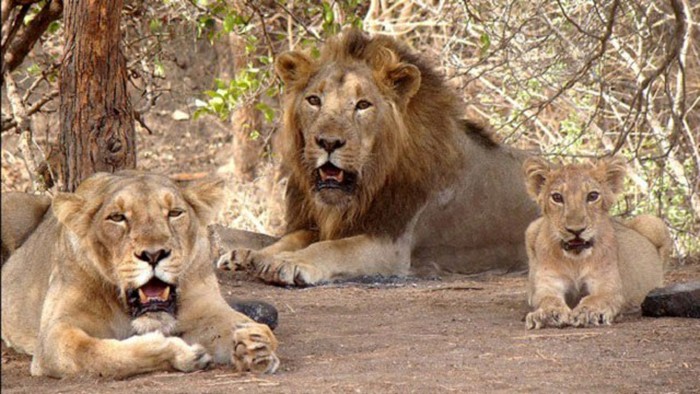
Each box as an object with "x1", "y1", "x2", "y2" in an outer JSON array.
[
  {"x1": 171, "y1": 110, "x2": 190, "y2": 121},
  {"x1": 227, "y1": 299, "x2": 279, "y2": 330},
  {"x1": 641, "y1": 282, "x2": 700, "y2": 318}
]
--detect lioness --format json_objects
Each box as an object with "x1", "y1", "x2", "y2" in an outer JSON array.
[
  {"x1": 217, "y1": 29, "x2": 538, "y2": 286},
  {"x1": 523, "y1": 157, "x2": 670, "y2": 329},
  {"x1": 1, "y1": 171, "x2": 279, "y2": 378}
]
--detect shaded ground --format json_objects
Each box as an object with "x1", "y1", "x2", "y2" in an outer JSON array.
[{"x1": 2, "y1": 264, "x2": 699, "y2": 393}]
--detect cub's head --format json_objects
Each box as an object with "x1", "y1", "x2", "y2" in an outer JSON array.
[
  {"x1": 275, "y1": 29, "x2": 421, "y2": 209},
  {"x1": 523, "y1": 156, "x2": 626, "y2": 257},
  {"x1": 52, "y1": 171, "x2": 223, "y2": 333}
]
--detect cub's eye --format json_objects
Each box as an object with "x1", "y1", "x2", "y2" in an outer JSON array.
[
  {"x1": 551, "y1": 193, "x2": 564, "y2": 204},
  {"x1": 168, "y1": 209, "x2": 185, "y2": 218},
  {"x1": 355, "y1": 100, "x2": 372, "y2": 110},
  {"x1": 306, "y1": 95, "x2": 321, "y2": 106},
  {"x1": 587, "y1": 191, "x2": 600, "y2": 202},
  {"x1": 107, "y1": 213, "x2": 126, "y2": 222}
]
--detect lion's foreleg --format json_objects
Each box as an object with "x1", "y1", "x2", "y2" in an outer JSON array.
[
  {"x1": 526, "y1": 269, "x2": 572, "y2": 329},
  {"x1": 177, "y1": 275, "x2": 279, "y2": 374},
  {"x1": 570, "y1": 273, "x2": 624, "y2": 327},
  {"x1": 217, "y1": 229, "x2": 317, "y2": 271},
  {"x1": 31, "y1": 324, "x2": 210, "y2": 378}
]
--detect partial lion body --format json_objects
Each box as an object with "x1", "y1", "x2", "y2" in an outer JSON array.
[
  {"x1": 218, "y1": 30, "x2": 537, "y2": 285},
  {"x1": 523, "y1": 157, "x2": 669, "y2": 329},
  {"x1": 1, "y1": 192, "x2": 51, "y2": 264},
  {"x1": 1, "y1": 172, "x2": 278, "y2": 378}
]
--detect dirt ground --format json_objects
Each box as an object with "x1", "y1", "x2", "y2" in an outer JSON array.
[{"x1": 2, "y1": 263, "x2": 699, "y2": 394}]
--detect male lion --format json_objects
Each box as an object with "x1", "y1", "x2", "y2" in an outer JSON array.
[
  {"x1": 1, "y1": 171, "x2": 279, "y2": 378},
  {"x1": 523, "y1": 157, "x2": 670, "y2": 329},
  {"x1": 217, "y1": 29, "x2": 538, "y2": 285}
]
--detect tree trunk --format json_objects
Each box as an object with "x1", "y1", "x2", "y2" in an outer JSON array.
[{"x1": 59, "y1": 0, "x2": 135, "y2": 192}]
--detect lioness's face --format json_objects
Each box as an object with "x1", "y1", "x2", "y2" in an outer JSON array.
[
  {"x1": 296, "y1": 64, "x2": 395, "y2": 206},
  {"x1": 524, "y1": 157, "x2": 626, "y2": 258},
  {"x1": 53, "y1": 172, "x2": 222, "y2": 320}
]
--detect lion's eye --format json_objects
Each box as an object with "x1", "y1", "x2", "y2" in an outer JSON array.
[
  {"x1": 355, "y1": 100, "x2": 372, "y2": 110},
  {"x1": 107, "y1": 213, "x2": 126, "y2": 223},
  {"x1": 168, "y1": 209, "x2": 185, "y2": 218},
  {"x1": 551, "y1": 193, "x2": 564, "y2": 204},
  {"x1": 306, "y1": 95, "x2": 321, "y2": 106},
  {"x1": 587, "y1": 191, "x2": 600, "y2": 202}
]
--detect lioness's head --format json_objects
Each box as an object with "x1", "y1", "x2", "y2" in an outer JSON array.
[
  {"x1": 275, "y1": 29, "x2": 422, "y2": 209},
  {"x1": 523, "y1": 156, "x2": 626, "y2": 257},
  {"x1": 52, "y1": 171, "x2": 223, "y2": 332}
]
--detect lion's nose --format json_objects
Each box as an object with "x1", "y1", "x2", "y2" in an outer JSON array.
[
  {"x1": 565, "y1": 227, "x2": 586, "y2": 237},
  {"x1": 315, "y1": 135, "x2": 346, "y2": 153},
  {"x1": 136, "y1": 249, "x2": 172, "y2": 266}
]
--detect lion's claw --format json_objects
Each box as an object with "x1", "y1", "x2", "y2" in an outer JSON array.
[
  {"x1": 232, "y1": 323, "x2": 279, "y2": 374},
  {"x1": 525, "y1": 307, "x2": 571, "y2": 329}
]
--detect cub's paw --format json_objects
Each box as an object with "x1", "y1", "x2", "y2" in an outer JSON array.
[
  {"x1": 570, "y1": 305, "x2": 617, "y2": 327},
  {"x1": 217, "y1": 248, "x2": 256, "y2": 271},
  {"x1": 254, "y1": 252, "x2": 326, "y2": 286},
  {"x1": 525, "y1": 307, "x2": 571, "y2": 329},
  {"x1": 233, "y1": 323, "x2": 279, "y2": 374},
  {"x1": 167, "y1": 338, "x2": 212, "y2": 372}
]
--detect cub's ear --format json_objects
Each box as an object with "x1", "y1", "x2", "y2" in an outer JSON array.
[
  {"x1": 181, "y1": 177, "x2": 226, "y2": 225},
  {"x1": 275, "y1": 51, "x2": 313, "y2": 86},
  {"x1": 53, "y1": 192, "x2": 88, "y2": 236},
  {"x1": 523, "y1": 156, "x2": 552, "y2": 201},
  {"x1": 595, "y1": 156, "x2": 627, "y2": 195},
  {"x1": 387, "y1": 63, "x2": 421, "y2": 102}
]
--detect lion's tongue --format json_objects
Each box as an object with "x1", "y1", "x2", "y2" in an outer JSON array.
[
  {"x1": 139, "y1": 279, "x2": 170, "y2": 302},
  {"x1": 320, "y1": 165, "x2": 344, "y2": 183}
]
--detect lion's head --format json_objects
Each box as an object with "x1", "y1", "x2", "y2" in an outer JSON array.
[
  {"x1": 523, "y1": 156, "x2": 626, "y2": 258},
  {"x1": 52, "y1": 171, "x2": 223, "y2": 333},
  {"x1": 275, "y1": 29, "x2": 463, "y2": 240}
]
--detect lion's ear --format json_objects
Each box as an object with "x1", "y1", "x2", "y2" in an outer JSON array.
[
  {"x1": 387, "y1": 63, "x2": 421, "y2": 102},
  {"x1": 181, "y1": 177, "x2": 225, "y2": 225},
  {"x1": 53, "y1": 192, "x2": 88, "y2": 236},
  {"x1": 275, "y1": 51, "x2": 313, "y2": 86},
  {"x1": 523, "y1": 156, "x2": 552, "y2": 201},
  {"x1": 595, "y1": 156, "x2": 627, "y2": 195}
]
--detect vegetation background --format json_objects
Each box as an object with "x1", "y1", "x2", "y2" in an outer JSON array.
[{"x1": 2, "y1": 0, "x2": 698, "y2": 262}]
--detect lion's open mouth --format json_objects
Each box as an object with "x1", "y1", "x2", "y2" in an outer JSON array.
[
  {"x1": 126, "y1": 277, "x2": 177, "y2": 318},
  {"x1": 316, "y1": 162, "x2": 356, "y2": 192},
  {"x1": 561, "y1": 238, "x2": 594, "y2": 255}
]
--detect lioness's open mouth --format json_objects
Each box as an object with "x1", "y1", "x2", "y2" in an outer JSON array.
[
  {"x1": 126, "y1": 277, "x2": 177, "y2": 318},
  {"x1": 316, "y1": 162, "x2": 356, "y2": 192},
  {"x1": 561, "y1": 238, "x2": 594, "y2": 254}
]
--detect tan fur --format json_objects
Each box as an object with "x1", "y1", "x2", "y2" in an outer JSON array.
[
  {"x1": 1, "y1": 192, "x2": 51, "y2": 264},
  {"x1": 1, "y1": 171, "x2": 278, "y2": 378},
  {"x1": 218, "y1": 29, "x2": 538, "y2": 285},
  {"x1": 523, "y1": 157, "x2": 669, "y2": 329}
]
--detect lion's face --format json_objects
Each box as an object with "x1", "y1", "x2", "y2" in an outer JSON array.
[
  {"x1": 524, "y1": 157, "x2": 626, "y2": 258},
  {"x1": 275, "y1": 33, "x2": 421, "y2": 211},
  {"x1": 53, "y1": 172, "x2": 223, "y2": 323}
]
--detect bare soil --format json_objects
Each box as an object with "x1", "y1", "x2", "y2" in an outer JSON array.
[{"x1": 2, "y1": 264, "x2": 699, "y2": 393}]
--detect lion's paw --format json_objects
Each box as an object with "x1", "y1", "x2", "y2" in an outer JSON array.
[
  {"x1": 255, "y1": 253, "x2": 326, "y2": 286},
  {"x1": 167, "y1": 337, "x2": 212, "y2": 372},
  {"x1": 525, "y1": 307, "x2": 571, "y2": 329},
  {"x1": 570, "y1": 305, "x2": 616, "y2": 327},
  {"x1": 232, "y1": 323, "x2": 279, "y2": 374},
  {"x1": 217, "y1": 248, "x2": 256, "y2": 271}
]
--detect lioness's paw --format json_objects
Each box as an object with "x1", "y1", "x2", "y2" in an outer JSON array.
[
  {"x1": 255, "y1": 253, "x2": 325, "y2": 286},
  {"x1": 167, "y1": 338, "x2": 212, "y2": 372},
  {"x1": 570, "y1": 305, "x2": 616, "y2": 327},
  {"x1": 525, "y1": 307, "x2": 571, "y2": 329},
  {"x1": 217, "y1": 248, "x2": 255, "y2": 271},
  {"x1": 232, "y1": 323, "x2": 279, "y2": 374}
]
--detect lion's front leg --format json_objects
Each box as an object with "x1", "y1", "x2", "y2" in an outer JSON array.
[
  {"x1": 243, "y1": 234, "x2": 411, "y2": 286},
  {"x1": 31, "y1": 325, "x2": 211, "y2": 378},
  {"x1": 217, "y1": 229, "x2": 317, "y2": 273},
  {"x1": 570, "y1": 273, "x2": 624, "y2": 327},
  {"x1": 178, "y1": 275, "x2": 279, "y2": 373}
]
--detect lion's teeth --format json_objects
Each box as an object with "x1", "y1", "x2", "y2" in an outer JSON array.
[
  {"x1": 162, "y1": 286, "x2": 170, "y2": 300},
  {"x1": 138, "y1": 289, "x2": 148, "y2": 303}
]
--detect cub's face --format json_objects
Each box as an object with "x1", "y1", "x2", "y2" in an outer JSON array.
[
  {"x1": 53, "y1": 172, "x2": 223, "y2": 324},
  {"x1": 524, "y1": 157, "x2": 626, "y2": 258},
  {"x1": 295, "y1": 64, "x2": 395, "y2": 206}
]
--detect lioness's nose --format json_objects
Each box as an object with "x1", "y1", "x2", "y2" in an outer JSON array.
[
  {"x1": 136, "y1": 249, "x2": 172, "y2": 266},
  {"x1": 565, "y1": 227, "x2": 586, "y2": 237},
  {"x1": 315, "y1": 135, "x2": 346, "y2": 153}
]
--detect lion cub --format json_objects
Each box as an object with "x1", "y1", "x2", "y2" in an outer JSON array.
[{"x1": 522, "y1": 157, "x2": 670, "y2": 329}]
